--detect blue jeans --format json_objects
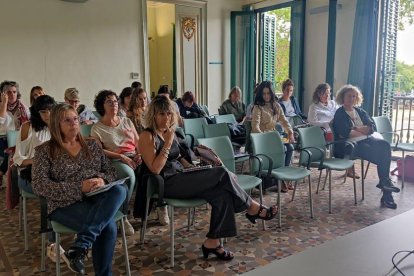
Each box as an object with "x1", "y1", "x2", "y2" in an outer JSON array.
[
  {"x1": 284, "y1": 143, "x2": 294, "y2": 166},
  {"x1": 49, "y1": 185, "x2": 127, "y2": 276},
  {"x1": 18, "y1": 176, "x2": 34, "y2": 194}
]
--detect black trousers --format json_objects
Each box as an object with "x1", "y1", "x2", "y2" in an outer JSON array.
[
  {"x1": 352, "y1": 137, "x2": 391, "y2": 181},
  {"x1": 164, "y1": 166, "x2": 252, "y2": 239}
]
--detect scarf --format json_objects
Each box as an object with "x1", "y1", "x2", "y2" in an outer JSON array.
[{"x1": 7, "y1": 100, "x2": 29, "y2": 130}]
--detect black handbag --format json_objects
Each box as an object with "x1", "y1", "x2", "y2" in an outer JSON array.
[{"x1": 19, "y1": 166, "x2": 32, "y2": 182}]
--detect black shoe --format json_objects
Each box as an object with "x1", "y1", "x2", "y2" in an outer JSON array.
[
  {"x1": 376, "y1": 179, "x2": 400, "y2": 193},
  {"x1": 381, "y1": 192, "x2": 397, "y2": 209},
  {"x1": 63, "y1": 247, "x2": 87, "y2": 275}
]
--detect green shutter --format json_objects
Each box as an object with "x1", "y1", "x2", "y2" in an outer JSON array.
[
  {"x1": 377, "y1": 0, "x2": 399, "y2": 118},
  {"x1": 262, "y1": 14, "x2": 276, "y2": 82}
]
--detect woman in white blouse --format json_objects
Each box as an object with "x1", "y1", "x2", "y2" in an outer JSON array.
[
  {"x1": 13, "y1": 95, "x2": 56, "y2": 193},
  {"x1": 307, "y1": 83, "x2": 338, "y2": 131}
]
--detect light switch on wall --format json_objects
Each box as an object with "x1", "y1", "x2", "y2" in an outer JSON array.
[{"x1": 130, "y1": 72, "x2": 139, "y2": 79}]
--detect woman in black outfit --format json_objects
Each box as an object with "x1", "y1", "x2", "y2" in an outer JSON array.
[
  {"x1": 332, "y1": 85, "x2": 400, "y2": 209},
  {"x1": 135, "y1": 95, "x2": 276, "y2": 260}
]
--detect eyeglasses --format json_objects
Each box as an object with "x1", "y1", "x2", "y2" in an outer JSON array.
[
  {"x1": 39, "y1": 110, "x2": 51, "y2": 115},
  {"x1": 105, "y1": 100, "x2": 119, "y2": 106},
  {"x1": 67, "y1": 99, "x2": 80, "y2": 104},
  {"x1": 61, "y1": 116, "x2": 80, "y2": 125}
]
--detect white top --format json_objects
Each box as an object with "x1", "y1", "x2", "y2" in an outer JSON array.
[
  {"x1": 346, "y1": 108, "x2": 364, "y2": 127},
  {"x1": 13, "y1": 125, "x2": 50, "y2": 166},
  {"x1": 281, "y1": 100, "x2": 295, "y2": 117},
  {"x1": 307, "y1": 100, "x2": 339, "y2": 131},
  {"x1": 91, "y1": 117, "x2": 137, "y2": 155},
  {"x1": 0, "y1": 112, "x2": 16, "y2": 135}
]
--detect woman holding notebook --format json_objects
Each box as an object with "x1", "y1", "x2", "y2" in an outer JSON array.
[
  {"x1": 135, "y1": 95, "x2": 276, "y2": 261},
  {"x1": 32, "y1": 103, "x2": 127, "y2": 275}
]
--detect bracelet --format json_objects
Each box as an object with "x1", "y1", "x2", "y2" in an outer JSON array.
[{"x1": 161, "y1": 146, "x2": 170, "y2": 155}]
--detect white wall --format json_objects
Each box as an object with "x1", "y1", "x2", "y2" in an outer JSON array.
[
  {"x1": 205, "y1": 0, "x2": 243, "y2": 112},
  {"x1": 0, "y1": 0, "x2": 142, "y2": 107}
]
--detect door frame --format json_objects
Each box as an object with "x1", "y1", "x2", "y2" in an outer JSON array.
[{"x1": 141, "y1": 0, "x2": 207, "y2": 103}]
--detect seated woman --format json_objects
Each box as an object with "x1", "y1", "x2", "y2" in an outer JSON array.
[
  {"x1": 127, "y1": 87, "x2": 148, "y2": 134},
  {"x1": 176, "y1": 91, "x2": 212, "y2": 123},
  {"x1": 13, "y1": 95, "x2": 56, "y2": 193},
  {"x1": 278, "y1": 78, "x2": 307, "y2": 123},
  {"x1": 32, "y1": 103, "x2": 127, "y2": 275},
  {"x1": 0, "y1": 80, "x2": 30, "y2": 186},
  {"x1": 219, "y1": 86, "x2": 246, "y2": 123},
  {"x1": 29, "y1": 86, "x2": 45, "y2": 106},
  {"x1": 64, "y1": 88, "x2": 97, "y2": 125},
  {"x1": 251, "y1": 81, "x2": 295, "y2": 191},
  {"x1": 135, "y1": 95, "x2": 276, "y2": 260},
  {"x1": 307, "y1": 83, "x2": 338, "y2": 131},
  {"x1": 332, "y1": 85, "x2": 400, "y2": 209},
  {"x1": 118, "y1": 87, "x2": 133, "y2": 117}
]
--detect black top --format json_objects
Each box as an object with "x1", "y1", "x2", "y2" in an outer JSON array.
[{"x1": 331, "y1": 106, "x2": 376, "y2": 158}]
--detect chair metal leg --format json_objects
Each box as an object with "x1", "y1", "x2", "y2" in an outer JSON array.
[
  {"x1": 258, "y1": 182, "x2": 265, "y2": 231},
  {"x1": 329, "y1": 170, "x2": 332, "y2": 214},
  {"x1": 120, "y1": 217, "x2": 131, "y2": 276},
  {"x1": 169, "y1": 206, "x2": 175, "y2": 267},
  {"x1": 364, "y1": 162, "x2": 370, "y2": 180},
  {"x1": 322, "y1": 169, "x2": 329, "y2": 190},
  {"x1": 402, "y1": 151, "x2": 405, "y2": 189},
  {"x1": 361, "y1": 160, "x2": 365, "y2": 200},
  {"x1": 55, "y1": 233, "x2": 61, "y2": 276},
  {"x1": 352, "y1": 166, "x2": 357, "y2": 205},
  {"x1": 308, "y1": 175, "x2": 314, "y2": 218},
  {"x1": 18, "y1": 196, "x2": 22, "y2": 231},
  {"x1": 277, "y1": 180, "x2": 281, "y2": 228},
  {"x1": 23, "y1": 196, "x2": 29, "y2": 251},
  {"x1": 140, "y1": 198, "x2": 151, "y2": 244},
  {"x1": 40, "y1": 232, "x2": 46, "y2": 272},
  {"x1": 187, "y1": 209, "x2": 191, "y2": 231},
  {"x1": 316, "y1": 170, "x2": 323, "y2": 194},
  {"x1": 291, "y1": 181, "x2": 298, "y2": 201}
]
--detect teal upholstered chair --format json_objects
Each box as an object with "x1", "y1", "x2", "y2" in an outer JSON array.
[
  {"x1": 297, "y1": 126, "x2": 357, "y2": 213},
  {"x1": 214, "y1": 114, "x2": 237, "y2": 124},
  {"x1": 250, "y1": 131, "x2": 313, "y2": 227},
  {"x1": 372, "y1": 116, "x2": 414, "y2": 188},
  {"x1": 183, "y1": 118, "x2": 208, "y2": 146},
  {"x1": 140, "y1": 174, "x2": 206, "y2": 267},
  {"x1": 80, "y1": 124, "x2": 93, "y2": 137}
]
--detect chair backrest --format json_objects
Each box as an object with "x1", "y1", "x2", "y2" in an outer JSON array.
[
  {"x1": 80, "y1": 124, "x2": 93, "y2": 137},
  {"x1": 6, "y1": 130, "x2": 19, "y2": 148},
  {"x1": 92, "y1": 110, "x2": 102, "y2": 120},
  {"x1": 203, "y1": 123, "x2": 230, "y2": 139},
  {"x1": 215, "y1": 114, "x2": 237, "y2": 124},
  {"x1": 372, "y1": 116, "x2": 393, "y2": 144},
  {"x1": 200, "y1": 105, "x2": 210, "y2": 116},
  {"x1": 183, "y1": 118, "x2": 208, "y2": 145},
  {"x1": 198, "y1": 136, "x2": 235, "y2": 172},
  {"x1": 297, "y1": 126, "x2": 326, "y2": 166},
  {"x1": 250, "y1": 131, "x2": 285, "y2": 173}
]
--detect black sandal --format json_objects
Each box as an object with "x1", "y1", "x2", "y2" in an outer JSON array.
[
  {"x1": 201, "y1": 244, "x2": 234, "y2": 260},
  {"x1": 245, "y1": 204, "x2": 277, "y2": 224}
]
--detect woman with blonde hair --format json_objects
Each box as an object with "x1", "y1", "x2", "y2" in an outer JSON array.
[
  {"x1": 32, "y1": 103, "x2": 127, "y2": 275},
  {"x1": 134, "y1": 95, "x2": 276, "y2": 260},
  {"x1": 332, "y1": 85, "x2": 399, "y2": 209}
]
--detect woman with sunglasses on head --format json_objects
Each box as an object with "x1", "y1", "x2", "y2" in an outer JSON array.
[
  {"x1": 32, "y1": 103, "x2": 126, "y2": 275},
  {"x1": 91, "y1": 90, "x2": 141, "y2": 235}
]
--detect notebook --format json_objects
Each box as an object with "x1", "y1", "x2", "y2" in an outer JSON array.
[
  {"x1": 182, "y1": 165, "x2": 213, "y2": 173},
  {"x1": 85, "y1": 177, "x2": 130, "y2": 197}
]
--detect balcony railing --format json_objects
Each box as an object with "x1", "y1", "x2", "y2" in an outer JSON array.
[{"x1": 391, "y1": 96, "x2": 414, "y2": 144}]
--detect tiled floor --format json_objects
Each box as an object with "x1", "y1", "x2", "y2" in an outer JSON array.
[{"x1": 1, "y1": 161, "x2": 413, "y2": 275}]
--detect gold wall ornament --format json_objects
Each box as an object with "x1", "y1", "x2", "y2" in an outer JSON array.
[{"x1": 182, "y1": 17, "x2": 196, "y2": 41}]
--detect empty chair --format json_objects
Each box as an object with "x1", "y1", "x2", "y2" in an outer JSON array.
[
  {"x1": 183, "y1": 117, "x2": 208, "y2": 146},
  {"x1": 203, "y1": 123, "x2": 230, "y2": 139},
  {"x1": 297, "y1": 126, "x2": 357, "y2": 213},
  {"x1": 250, "y1": 131, "x2": 313, "y2": 227},
  {"x1": 214, "y1": 114, "x2": 237, "y2": 124}
]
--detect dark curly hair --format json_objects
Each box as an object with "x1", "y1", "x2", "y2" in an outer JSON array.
[
  {"x1": 119, "y1": 87, "x2": 133, "y2": 105},
  {"x1": 94, "y1": 90, "x2": 118, "y2": 116},
  {"x1": 254, "y1": 81, "x2": 278, "y2": 115},
  {"x1": 30, "y1": 95, "x2": 56, "y2": 132}
]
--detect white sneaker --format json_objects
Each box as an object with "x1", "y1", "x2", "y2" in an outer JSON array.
[
  {"x1": 124, "y1": 218, "x2": 135, "y2": 236},
  {"x1": 47, "y1": 243, "x2": 66, "y2": 263},
  {"x1": 157, "y1": 206, "x2": 170, "y2": 226}
]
